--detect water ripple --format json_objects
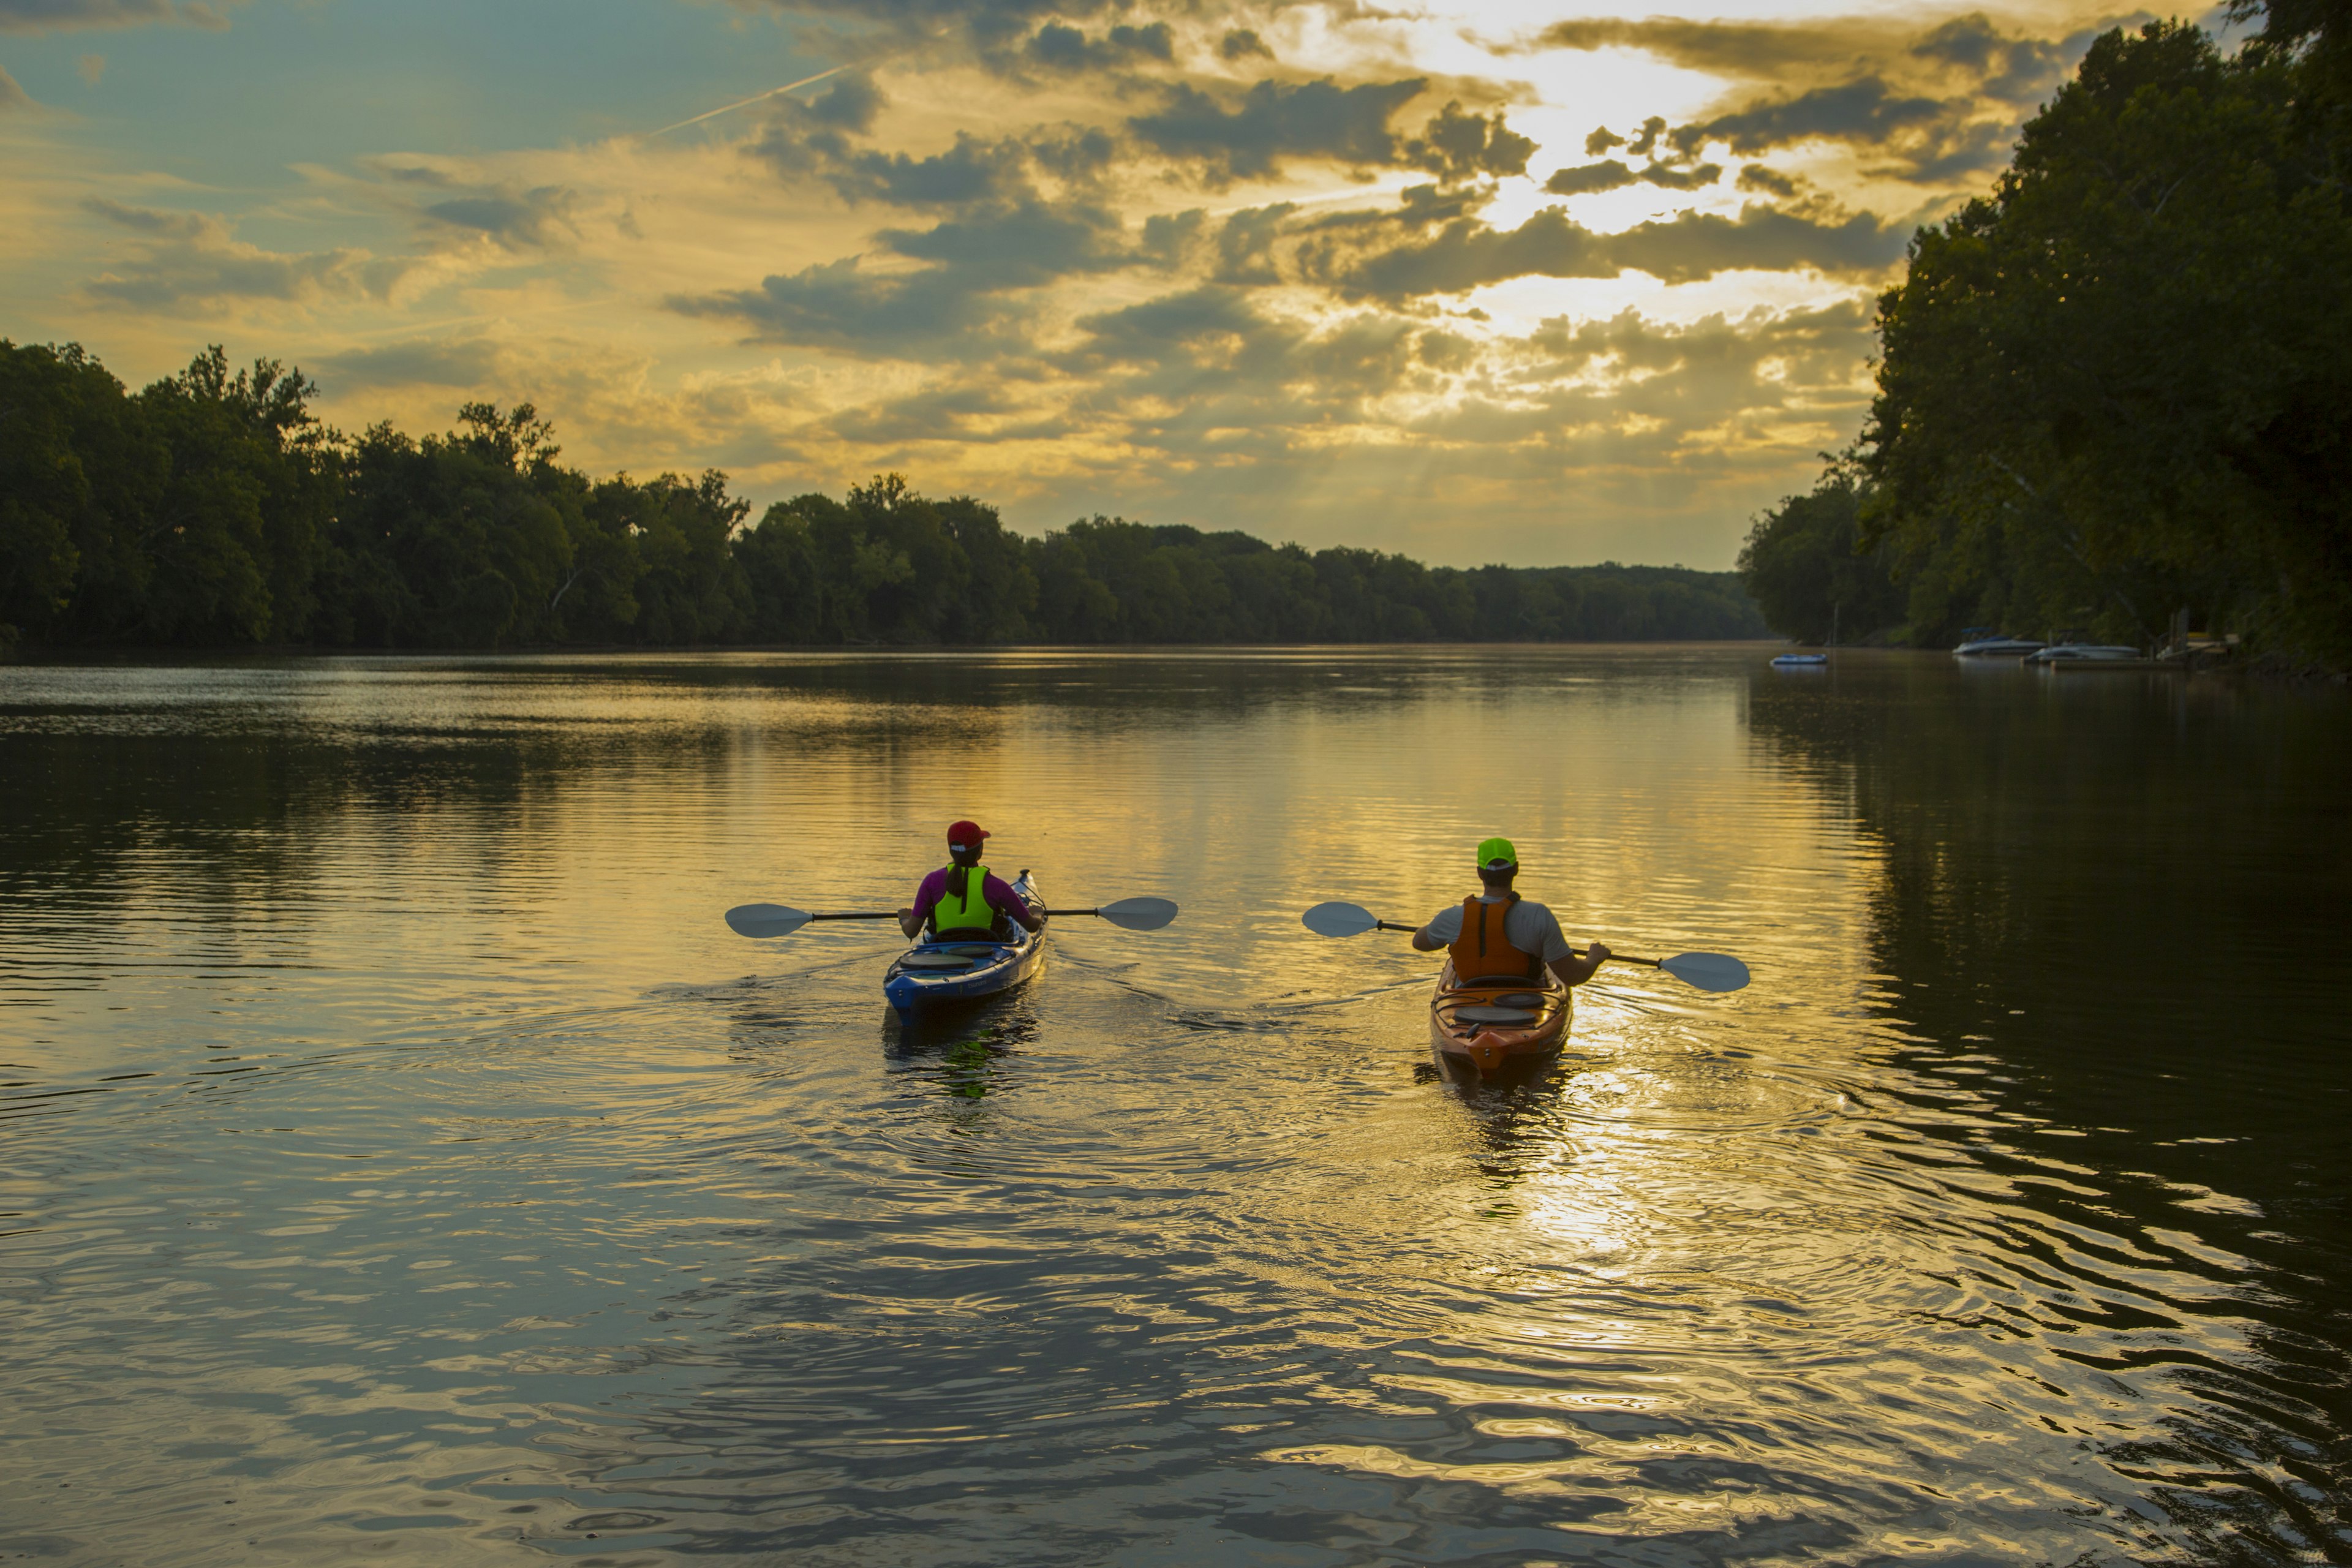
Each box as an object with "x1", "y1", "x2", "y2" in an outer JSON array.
[{"x1": 1, "y1": 649, "x2": 2345, "y2": 1566}]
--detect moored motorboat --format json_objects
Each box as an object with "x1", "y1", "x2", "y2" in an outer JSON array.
[
  {"x1": 1771, "y1": 652, "x2": 1828, "y2": 668},
  {"x1": 1953, "y1": 635, "x2": 2045, "y2": 658},
  {"x1": 1427, "y1": 960, "x2": 1572, "y2": 1073},
  {"x1": 883, "y1": 870, "x2": 1047, "y2": 1014},
  {"x1": 2024, "y1": 643, "x2": 2144, "y2": 665},
  {"x1": 2022, "y1": 644, "x2": 2163, "y2": 668}
]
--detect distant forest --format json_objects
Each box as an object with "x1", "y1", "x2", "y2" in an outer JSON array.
[
  {"x1": 1740, "y1": 7, "x2": 2352, "y2": 667},
  {"x1": 0, "y1": 341, "x2": 1764, "y2": 650}
]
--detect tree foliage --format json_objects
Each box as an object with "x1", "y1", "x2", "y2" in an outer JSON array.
[
  {"x1": 1736, "y1": 459, "x2": 1906, "y2": 646},
  {"x1": 1851, "y1": 16, "x2": 2352, "y2": 660},
  {"x1": 0, "y1": 340, "x2": 1769, "y2": 649}
]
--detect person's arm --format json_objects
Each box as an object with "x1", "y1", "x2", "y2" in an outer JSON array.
[
  {"x1": 1409, "y1": 906, "x2": 1455, "y2": 952},
  {"x1": 986, "y1": 874, "x2": 1044, "y2": 933},
  {"x1": 1525, "y1": 904, "x2": 1608, "y2": 986},
  {"x1": 1549, "y1": 941, "x2": 1611, "y2": 988},
  {"x1": 899, "y1": 874, "x2": 938, "y2": 940}
]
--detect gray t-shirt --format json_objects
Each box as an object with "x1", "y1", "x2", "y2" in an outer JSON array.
[{"x1": 1420, "y1": 896, "x2": 1573, "y2": 967}]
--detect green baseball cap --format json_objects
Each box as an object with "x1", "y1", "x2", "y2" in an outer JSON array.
[{"x1": 1476, "y1": 836, "x2": 1517, "y2": 870}]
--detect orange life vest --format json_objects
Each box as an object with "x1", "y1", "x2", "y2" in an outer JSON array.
[{"x1": 1449, "y1": 893, "x2": 1541, "y2": 983}]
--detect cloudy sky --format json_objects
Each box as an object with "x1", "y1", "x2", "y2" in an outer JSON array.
[{"x1": 0, "y1": 0, "x2": 2157, "y2": 567}]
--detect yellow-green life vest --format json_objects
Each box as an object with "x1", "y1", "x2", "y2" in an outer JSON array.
[{"x1": 932, "y1": 862, "x2": 993, "y2": 933}]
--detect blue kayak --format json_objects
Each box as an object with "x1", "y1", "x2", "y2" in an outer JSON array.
[{"x1": 883, "y1": 870, "x2": 1046, "y2": 1014}]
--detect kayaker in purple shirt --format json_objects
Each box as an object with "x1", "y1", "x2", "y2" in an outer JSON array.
[{"x1": 897, "y1": 820, "x2": 1045, "y2": 942}]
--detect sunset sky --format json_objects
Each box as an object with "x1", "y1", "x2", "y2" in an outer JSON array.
[{"x1": 0, "y1": 0, "x2": 2175, "y2": 567}]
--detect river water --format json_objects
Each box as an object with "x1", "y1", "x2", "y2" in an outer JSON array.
[{"x1": 1, "y1": 647, "x2": 2346, "y2": 1566}]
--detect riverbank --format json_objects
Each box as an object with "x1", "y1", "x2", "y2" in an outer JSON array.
[{"x1": 4, "y1": 343, "x2": 1769, "y2": 652}]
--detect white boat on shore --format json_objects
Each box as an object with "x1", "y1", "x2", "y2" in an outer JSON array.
[{"x1": 2024, "y1": 643, "x2": 2144, "y2": 665}]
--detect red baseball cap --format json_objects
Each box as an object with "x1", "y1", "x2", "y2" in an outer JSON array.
[{"x1": 946, "y1": 820, "x2": 990, "y2": 847}]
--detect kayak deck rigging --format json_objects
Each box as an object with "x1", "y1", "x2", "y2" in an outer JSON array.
[{"x1": 1428, "y1": 961, "x2": 1572, "y2": 1073}]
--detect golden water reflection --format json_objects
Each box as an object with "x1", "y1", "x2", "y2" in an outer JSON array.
[{"x1": 0, "y1": 648, "x2": 2345, "y2": 1564}]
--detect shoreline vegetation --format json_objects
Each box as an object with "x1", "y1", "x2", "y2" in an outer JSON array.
[
  {"x1": 0, "y1": 343, "x2": 1764, "y2": 652},
  {"x1": 12, "y1": 13, "x2": 2343, "y2": 666},
  {"x1": 1738, "y1": 14, "x2": 2352, "y2": 671}
]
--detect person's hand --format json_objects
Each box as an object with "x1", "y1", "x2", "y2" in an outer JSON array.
[
  {"x1": 1585, "y1": 941, "x2": 1612, "y2": 967},
  {"x1": 897, "y1": 907, "x2": 914, "y2": 922}
]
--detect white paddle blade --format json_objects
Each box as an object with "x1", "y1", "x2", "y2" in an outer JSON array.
[
  {"x1": 725, "y1": 902, "x2": 812, "y2": 939},
  {"x1": 1660, "y1": 951, "x2": 1750, "y2": 992},
  {"x1": 1096, "y1": 897, "x2": 1178, "y2": 931},
  {"x1": 1302, "y1": 901, "x2": 1381, "y2": 938}
]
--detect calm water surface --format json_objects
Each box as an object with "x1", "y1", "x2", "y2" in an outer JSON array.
[{"x1": 1, "y1": 647, "x2": 2346, "y2": 1566}]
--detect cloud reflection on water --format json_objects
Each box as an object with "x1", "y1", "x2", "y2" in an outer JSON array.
[{"x1": 0, "y1": 649, "x2": 2345, "y2": 1562}]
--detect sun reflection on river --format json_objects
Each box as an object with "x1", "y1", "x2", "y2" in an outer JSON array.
[{"x1": 1, "y1": 647, "x2": 2345, "y2": 1564}]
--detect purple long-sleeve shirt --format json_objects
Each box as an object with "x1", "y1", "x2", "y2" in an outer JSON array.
[{"x1": 910, "y1": 867, "x2": 1027, "y2": 932}]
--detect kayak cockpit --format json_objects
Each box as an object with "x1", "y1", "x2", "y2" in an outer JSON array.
[{"x1": 1429, "y1": 961, "x2": 1572, "y2": 1072}]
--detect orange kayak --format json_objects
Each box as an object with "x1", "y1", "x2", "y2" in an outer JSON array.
[{"x1": 1427, "y1": 961, "x2": 1572, "y2": 1072}]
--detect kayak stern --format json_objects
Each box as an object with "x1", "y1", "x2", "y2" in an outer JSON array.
[
  {"x1": 883, "y1": 872, "x2": 1046, "y2": 1014},
  {"x1": 1427, "y1": 961, "x2": 1572, "y2": 1073}
]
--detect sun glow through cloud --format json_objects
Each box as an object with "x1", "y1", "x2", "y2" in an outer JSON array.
[{"x1": 0, "y1": 0, "x2": 2139, "y2": 567}]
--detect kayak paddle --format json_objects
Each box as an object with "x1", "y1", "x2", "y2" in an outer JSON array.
[
  {"x1": 726, "y1": 896, "x2": 1178, "y2": 938},
  {"x1": 725, "y1": 905, "x2": 896, "y2": 938},
  {"x1": 1300, "y1": 902, "x2": 1420, "y2": 936},
  {"x1": 1045, "y1": 897, "x2": 1178, "y2": 930},
  {"x1": 1300, "y1": 900, "x2": 1751, "y2": 992}
]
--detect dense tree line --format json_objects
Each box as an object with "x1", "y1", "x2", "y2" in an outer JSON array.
[
  {"x1": 1735, "y1": 457, "x2": 1907, "y2": 646},
  {"x1": 1741, "y1": 7, "x2": 2352, "y2": 663},
  {"x1": 0, "y1": 340, "x2": 1767, "y2": 649}
]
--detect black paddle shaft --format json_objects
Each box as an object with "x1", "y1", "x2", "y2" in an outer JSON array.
[
  {"x1": 1371, "y1": 917, "x2": 1661, "y2": 968},
  {"x1": 807, "y1": 911, "x2": 905, "y2": 921}
]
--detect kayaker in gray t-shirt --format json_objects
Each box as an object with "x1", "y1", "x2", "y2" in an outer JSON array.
[
  {"x1": 1410, "y1": 836, "x2": 1610, "y2": 988},
  {"x1": 1417, "y1": 898, "x2": 1572, "y2": 960}
]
